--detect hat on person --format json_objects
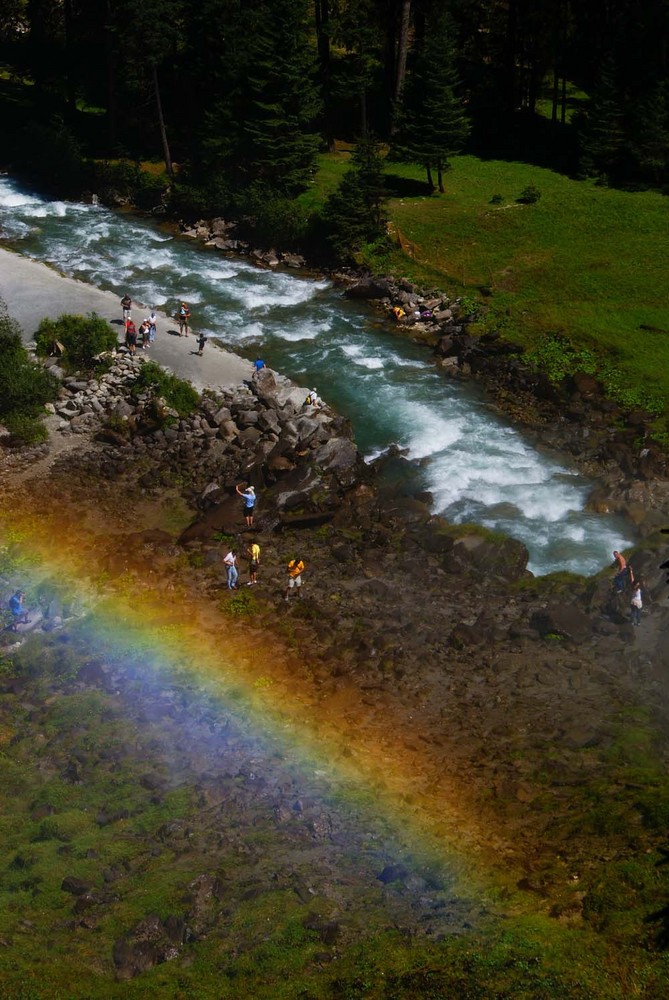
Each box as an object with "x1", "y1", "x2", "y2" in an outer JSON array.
[{"x1": 247, "y1": 486, "x2": 255, "y2": 493}]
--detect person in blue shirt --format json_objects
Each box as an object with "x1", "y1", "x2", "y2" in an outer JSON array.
[
  {"x1": 8, "y1": 590, "x2": 29, "y2": 630},
  {"x1": 236, "y1": 483, "x2": 256, "y2": 527},
  {"x1": 252, "y1": 358, "x2": 266, "y2": 379}
]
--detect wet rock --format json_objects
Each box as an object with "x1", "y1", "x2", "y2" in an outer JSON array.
[{"x1": 529, "y1": 604, "x2": 593, "y2": 642}]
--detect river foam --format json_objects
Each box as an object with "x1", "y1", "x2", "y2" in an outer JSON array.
[{"x1": 0, "y1": 174, "x2": 635, "y2": 575}]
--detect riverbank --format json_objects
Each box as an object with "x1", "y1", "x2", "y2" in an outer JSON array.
[{"x1": 0, "y1": 247, "x2": 250, "y2": 393}]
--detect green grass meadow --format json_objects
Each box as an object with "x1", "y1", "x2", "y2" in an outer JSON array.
[{"x1": 302, "y1": 149, "x2": 669, "y2": 421}]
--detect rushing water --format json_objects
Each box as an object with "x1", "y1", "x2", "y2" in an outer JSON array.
[{"x1": 0, "y1": 175, "x2": 633, "y2": 576}]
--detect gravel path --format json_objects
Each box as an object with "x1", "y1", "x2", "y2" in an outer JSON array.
[{"x1": 0, "y1": 247, "x2": 251, "y2": 391}]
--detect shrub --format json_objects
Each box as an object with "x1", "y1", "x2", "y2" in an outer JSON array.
[
  {"x1": 517, "y1": 184, "x2": 542, "y2": 204},
  {"x1": 132, "y1": 361, "x2": 199, "y2": 417},
  {"x1": 490, "y1": 193, "x2": 504, "y2": 204},
  {"x1": 0, "y1": 305, "x2": 59, "y2": 445},
  {"x1": 3, "y1": 413, "x2": 49, "y2": 446},
  {"x1": 35, "y1": 313, "x2": 117, "y2": 370}
]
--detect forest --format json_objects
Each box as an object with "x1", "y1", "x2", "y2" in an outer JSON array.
[{"x1": 2, "y1": 0, "x2": 669, "y2": 234}]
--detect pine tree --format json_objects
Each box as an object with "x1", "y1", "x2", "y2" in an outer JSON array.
[
  {"x1": 392, "y1": 5, "x2": 470, "y2": 192},
  {"x1": 240, "y1": 0, "x2": 322, "y2": 195},
  {"x1": 631, "y1": 82, "x2": 669, "y2": 185},
  {"x1": 580, "y1": 54, "x2": 626, "y2": 179},
  {"x1": 322, "y1": 136, "x2": 388, "y2": 262}
]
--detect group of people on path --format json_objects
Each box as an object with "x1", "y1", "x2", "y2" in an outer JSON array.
[
  {"x1": 613, "y1": 550, "x2": 645, "y2": 627},
  {"x1": 120, "y1": 296, "x2": 207, "y2": 356}
]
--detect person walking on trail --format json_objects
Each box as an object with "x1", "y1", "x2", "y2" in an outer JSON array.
[
  {"x1": 148, "y1": 311, "x2": 158, "y2": 343},
  {"x1": 138, "y1": 320, "x2": 151, "y2": 350},
  {"x1": 197, "y1": 332, "x2": 207, "y2": 356},
  {"x1": 613, "y1": 550, "x2": 633, "y2": 593},
  {"x1": 121, "y1": 294, "x2": 132, "y2": 323},
  {"x1": 125, "y1": 319, "x2": 137, "y2": 355},
  {"x1": 8, "y1": 590, "x2": 30, "y2": 630},
  {"x1": 178, "y1": 301, "x2": 191, "y2": 337},
  {"x1": 224, "y1": 549, "x2": 239, "y2": 590},
  {"x1": 246, "y1": 541, "x2": 261, "y2": 585},
  {"x1": 630, "y1": 579, "x2": 644, "y2": 626},
  {"x1": 236, "y1": 483, "x2": 256, "y2": 527},
  {"x1": 284, "y1": 557, "x2": 305, "y2": 601}
]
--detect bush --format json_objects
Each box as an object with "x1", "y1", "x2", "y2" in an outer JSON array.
[
  {"x1": 13, "y1": 117, "x2": 86, "y2": 196},
  {"x1": 517, "y1": 184, "x2": 542, "y2": 204},
  {"x1": 35, "y1": 313, "x2": 117, "y2": 370},
  {"x1": 490, "y1": 193, "x2": 504, "y2": 204},
  {"x1": 132, "y1": 362, "x2": 199, "y2": 417},
  {"x1": 0, "y1": 305, "x2": 58, "y2": 445},
  {"x1": 3, "y1": 413, "x2": 49, "y2": 446}
]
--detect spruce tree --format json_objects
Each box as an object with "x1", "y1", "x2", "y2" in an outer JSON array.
[
  {"x1": 240, "y1": 0, "x2": 322, "y2": 196},
  {"x1": 579, "y1": 55, "x2": 626, "y2": 180},
  {"x1": 322, "y1": 136, "x2": 388, "y2": 263},
  {"x1": 392, "y1": 5, "x2": 470, "y2": 192}
]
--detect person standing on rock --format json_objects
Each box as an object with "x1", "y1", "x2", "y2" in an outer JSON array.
[
  {"x1": 236, "y1": 483, "x2": 256, "y2": 527},
  {"x1": 630, "y1": 579, "x2": 644, "y2": 626},
  {"x1": 252, "y1": 358, "x2": 266, "y2": 380},
  {"x1": 613, "y1": 550, "x2": 633, "y2": 593},
  {"x1": 8, "y1": 590, "x2": 30, "y2": 630},
  {"x1": 224, "y1": 549, "x2": 239, "y2": 590},
  {"x1": 284, "y1": 557, "x2": 305, "y2": 601},
  {"x1": 177, "y1": 301, "x2": 191, "y2": 337},
  {"x1": 121, "y1": 294, "x2": 132, "y2": 323},
  {"x1": 246, "y1": 541, "x2": 261, "y2": 585}
]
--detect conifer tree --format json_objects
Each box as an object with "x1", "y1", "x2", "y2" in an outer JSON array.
[
  {"x1": 392, "y1": 6, "x2": 470, "y2": 192},
  {"x1": 322, "y1": 136, "x2": 388, "y2": 262},
  {"x1": 579, "y1": 55, "x2": 626, "y2": 179}
]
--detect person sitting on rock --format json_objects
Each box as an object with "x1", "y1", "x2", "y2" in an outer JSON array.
[{"x1": 8, "y1": 590, "x2": 30, "y2": 631}]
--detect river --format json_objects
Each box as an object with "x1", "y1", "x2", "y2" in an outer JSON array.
[{"x1": 0, "y1": 175, "x2": 633, "y2": 576}]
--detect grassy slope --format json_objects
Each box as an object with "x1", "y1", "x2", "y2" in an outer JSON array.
[{"x1": 301, "y1": 150, "x2": 669, "y2": 419}]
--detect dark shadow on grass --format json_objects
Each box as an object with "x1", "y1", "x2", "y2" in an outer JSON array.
[{"x1": 384, "y1": 173, "x2": 434, "y2": 198}]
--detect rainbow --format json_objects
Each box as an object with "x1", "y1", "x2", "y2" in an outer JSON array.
[{"x1": 0, "y1": 497, "x2": 511, "y2": 907}]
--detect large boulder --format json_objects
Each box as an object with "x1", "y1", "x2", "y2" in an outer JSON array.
[
  {"x1": 529, "y1": 603, "x2": 593, "y2": 641},
  {"x1": 448, "y1": 530, "x2": 529, "y2": 581}
]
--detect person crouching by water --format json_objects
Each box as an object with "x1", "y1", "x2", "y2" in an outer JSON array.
[
  {"x1": 613, "y1": 550, "x2": 633, "y2": 593},
  {"x1": 284, "y1": 557, "x2": 305, "y2": 601},
  {"x1": 236, "y1": 483, "x2": 256, "y2": 527},
  {"x1": 8, "y1": 590, "x2": 30, "y2": 630},
  {"x1": 304, "y1": 388, "x2": 323, "y2": 409},
  {"x1": 630, "y1": 579, "x2": 644, "y2": 626}
]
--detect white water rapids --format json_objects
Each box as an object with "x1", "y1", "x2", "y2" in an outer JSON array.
[{"x1": 0, "y1": 175, "x2": 634, "y2": 576}]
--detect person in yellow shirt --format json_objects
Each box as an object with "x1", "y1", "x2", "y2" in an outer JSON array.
[
  {"x1": 284, "y1": 557, "x2": 305, "y2": 601},
  {"x1": 246, "y1": 541, "x2": 261, "y2": 586}
]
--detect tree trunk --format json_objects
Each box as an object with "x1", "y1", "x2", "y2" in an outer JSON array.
[
  {"x1": 153, "y1": 64, "x2": 174, "y2": 178},
  {"x1": 393, "y1": 0, "x2": 411, "y2": 103},
  {"x1": 505, "y1": 0, "x2": 518, "y2": 112},
  {"x1": 360, "y1": 84, "x2": 368, "y2": 138},
  {"x1": 426, "y1": 163, "x2": 434, "y2": 191},
  {"x1": 63, "y1": 0, "x2": 77, "y2": 117},
  {"x1": 551, "y1": 62, "x2": 559, "y2": 121},
  {"x1": 437, "y1": 159, "x2": 444, "y2": 193},
  {"x1": 314, "y1": 0, "x2": 330, "y2": 76}
]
